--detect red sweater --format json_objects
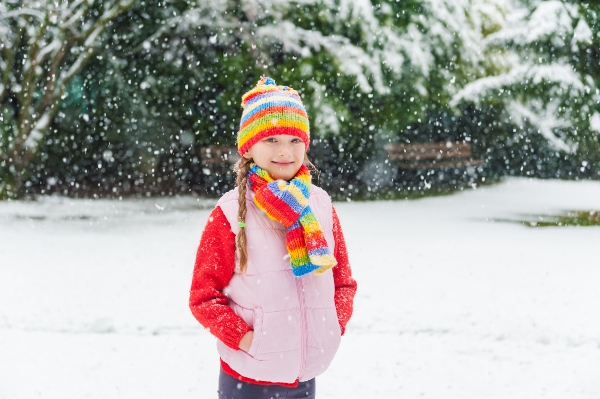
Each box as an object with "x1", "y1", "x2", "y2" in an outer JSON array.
[{"x1": 189, "y1": 205, "x2": 357, "y2": 387}]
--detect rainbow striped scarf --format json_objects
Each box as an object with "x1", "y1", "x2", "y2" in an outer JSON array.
[{"x1": 247, "y1": 163, "x2": 337, "y2": 276}]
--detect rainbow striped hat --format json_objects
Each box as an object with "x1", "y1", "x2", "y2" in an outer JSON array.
[{"x1": 237, "y1": 76, "x2": 310, "y2": 156}]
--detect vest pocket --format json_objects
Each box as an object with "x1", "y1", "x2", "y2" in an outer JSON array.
[
  {"x1": 251, "y1": 309, "x2": 302, "y2": 360},
  {"x1": 247, "y1": 307, "x2": 263, "y2": 358},
  {"x1": 229, "y1": 302, "x2": 264, "y2": 358}
]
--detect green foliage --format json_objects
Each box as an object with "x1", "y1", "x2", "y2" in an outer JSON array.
[
  {"x1": 7, "y1": 0, "x2": 600, "y2": 200},
  {"x1": 450, "y1": 1, "x2": 600, "y2": 179}
]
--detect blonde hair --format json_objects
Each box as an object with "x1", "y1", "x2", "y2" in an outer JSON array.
[{"x1": 233, "y1": 154, "x2": 318, "y2": 274}]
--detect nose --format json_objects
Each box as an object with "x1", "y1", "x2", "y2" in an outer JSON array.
[{"x1": 277, "y1": 143, "x2": 292, "y2": 157}]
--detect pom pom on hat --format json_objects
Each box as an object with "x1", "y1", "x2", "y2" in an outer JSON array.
[{"x1": 237, "y1": 76, "x2": 310, "y2": 156}]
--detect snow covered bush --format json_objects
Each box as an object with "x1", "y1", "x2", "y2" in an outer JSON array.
[
  {"x1": 3, "y1": 0, "x2": 598, "y2": 200},
  {"x1": 451, "y1": 1, "x2": 600, "y2": 178},
  {"x1": 152, "y1": 0, "x2": 516, "y2": 194}
]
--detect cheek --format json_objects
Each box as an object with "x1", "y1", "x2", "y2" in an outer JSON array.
[
  {"x1": 294, "y1": 146, "x2": 306, "y2": 159},
  {"x1": 251, "y1": 148, "x2": 268, "y2": 161}
]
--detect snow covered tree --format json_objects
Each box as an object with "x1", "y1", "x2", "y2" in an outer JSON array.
[
  {"x1": 0, "y1": 0, "x2": 136, "y2": 199},
  {"x1": 133, "y1": 0, "x2": 514, "y2": 195},
  {"x1": 92, "y1": 0, "x2": 432, "y2": 195},
  {"x1": 16, "y1": 0, "x2": 519, "y2": 197},
  {"x1": 7, "y1": 0, "x2": 596, "y2": 199},
  {"x1": 451, "y1": 0, "x2": 600, "y2": 178}
]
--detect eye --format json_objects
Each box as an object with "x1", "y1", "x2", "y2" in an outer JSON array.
[
  {"x1": 265, "y1": 137, "x2": 277, "y2": 143},
  {"x1": 291, "y1": 138, "x2": 302, "y2": 143}
]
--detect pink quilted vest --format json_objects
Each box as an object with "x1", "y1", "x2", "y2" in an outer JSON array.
[{"x1": 216, "y1": 184, "x2": 341, "y2": 383}]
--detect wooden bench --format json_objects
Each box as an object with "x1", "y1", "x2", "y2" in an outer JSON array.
[
  {"x1": 384, "y1": 142, "x2": 484, "y2": 169},
  {"x1": 199, "y1": 145, "x2": 239, "y2": 166}
]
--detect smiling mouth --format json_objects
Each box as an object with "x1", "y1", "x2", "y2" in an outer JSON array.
[{"x1": 272, "y1": 161, "x2": 294, "y2": 165}]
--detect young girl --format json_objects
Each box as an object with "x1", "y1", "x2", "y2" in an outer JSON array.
[{"x1": 189, "y1": 76, "x2": 357, "y2": 399}]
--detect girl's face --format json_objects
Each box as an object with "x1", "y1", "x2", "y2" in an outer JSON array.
[{"x1": 243, "y1": 134, "x2": 306, "y2": 181}]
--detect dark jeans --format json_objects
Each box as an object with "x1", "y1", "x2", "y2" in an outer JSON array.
[{"x1": 218, "y1": 368, "x2": 316, "y2": 399}]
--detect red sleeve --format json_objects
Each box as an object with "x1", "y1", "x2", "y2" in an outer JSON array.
[
  {"x1": 189, "y1": 206, "x2": 252, "y2": 350},
  {"x1": 332, "y1": 206, "x2": 357, "y2": 336}
]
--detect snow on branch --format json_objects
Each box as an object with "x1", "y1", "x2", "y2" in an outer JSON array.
[
  {"x1": 169, "y1": 7, "x2": 235, "y2": 34},
  {"x1": 392, "y1": 24, "x2": 432, "y2": 78},
  {"x1": 308, "y1": 80, "x2": 343, "y2": 135},
  {"x1": 36, "y1": 37, "x2": 62, "y2": 65},
  {"x1": 24, "y1": 112, "x2": 51, "y2": 150},
  {"x1": 84, "y1": 26, "x2": 103, "y2": 47},
  {"x1": 590, "y1": 113, "x2": 600, "y2": 133},
  {"x1": 58, "y1": 48, "x2": 94, "y2": 89},
  {"x1": 258, "y1": 21, "x2": 347, "y2": 57},
  {"x1": 506, "y1": 100, "x2": 575, "y2": 152},
  {"x1": 0, "y1": 8, "x2": 46, "y2": 20},
  {"x1": 484, "y1": 1, "x2": 580, "y2": 48},
  {"x1": 524, "y1": 1, "x2": 573, "y2": 45},
  {"x1": 572, "y1": 18, "x2": 593, "y2": 47},
  {"x1": 451, "y1": 64, "x2": 585, "y2": 106},
  {"x1": 62, "y1": 3, "x2": 89, "y2": 30},
  {"x1": 258, "y1": 21, "x2": 388, "y2": 93},
  {"x1": 62, "y1": 0, "x2": 88, "y2": 20}
]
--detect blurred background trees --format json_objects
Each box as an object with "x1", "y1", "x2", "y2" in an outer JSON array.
[{"x1": 1, "y1": 0, "x2": 598, "y2": 200}]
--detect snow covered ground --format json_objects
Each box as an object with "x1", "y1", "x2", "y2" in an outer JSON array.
[{"x1": 1, "y1": 178, "x2": 599, "y2": 399}]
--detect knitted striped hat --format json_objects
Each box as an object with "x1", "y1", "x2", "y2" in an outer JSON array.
[{"x1": 237, "y1": 76, "x2": 310, "y2": 156}]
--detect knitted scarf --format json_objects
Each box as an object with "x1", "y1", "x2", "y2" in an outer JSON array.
[{"x1": 247, "y1": 163, "x2": 337, "y2": 277}]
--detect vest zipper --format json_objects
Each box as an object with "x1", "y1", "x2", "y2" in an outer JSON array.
[{"x1": 296, "y1": 277, "x2": 308, "y2": 380}]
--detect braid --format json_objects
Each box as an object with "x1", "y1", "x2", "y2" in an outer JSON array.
[{"x1": 234, "y1": 157, "x2": 252, "y2": 274}]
